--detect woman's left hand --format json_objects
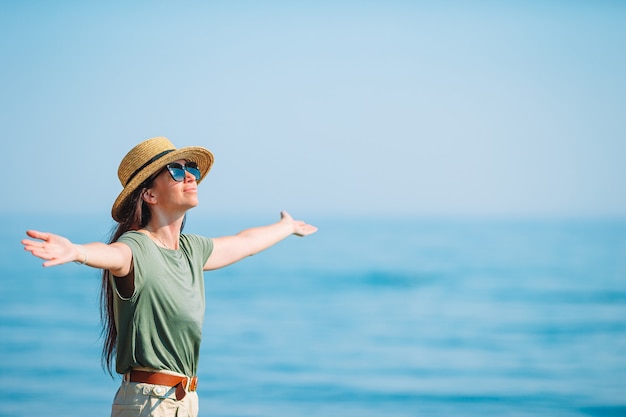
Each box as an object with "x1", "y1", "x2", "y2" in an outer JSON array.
[
  {"x1": 280, "y1": 211, "x2": 318, "y2": 237},
  {"x1": 204, "y1": 211, "x2": 318, "y2": 270}
]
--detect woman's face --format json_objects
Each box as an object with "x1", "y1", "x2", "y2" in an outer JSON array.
[{"x1": 147, "y1": 159, "x2": 200, "y2": 214}]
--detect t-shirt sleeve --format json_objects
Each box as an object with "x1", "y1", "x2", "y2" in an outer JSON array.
[
  {"x1": 116, "y1": 232, "x2": 151, "y2": 295},
  {"x1": 182, "y1": 234, "x2": 214, "y2": 265}
]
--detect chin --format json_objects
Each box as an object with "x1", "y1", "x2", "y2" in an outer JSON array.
[{"x1": 179, "y1": 201, "x2": 199, "y2": 212}]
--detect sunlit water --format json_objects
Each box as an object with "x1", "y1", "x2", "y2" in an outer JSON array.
[{"x1": 1, "y1": 214, "x2": 625, "y2": 417}]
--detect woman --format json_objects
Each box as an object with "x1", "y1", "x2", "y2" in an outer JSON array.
[{"x1": 21, "y1": 136, "x2": 317, "y2": 417}]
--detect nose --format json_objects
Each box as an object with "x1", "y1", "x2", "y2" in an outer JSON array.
[{"x1": 184, "y1": 169, "x2": 196, "y2": 182}]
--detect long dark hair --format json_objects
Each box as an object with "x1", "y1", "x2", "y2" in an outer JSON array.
[{"x1": 100, "y1": 180, "x2": 151, "y2": 375}]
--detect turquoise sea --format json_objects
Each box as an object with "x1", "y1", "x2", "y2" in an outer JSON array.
[{"x1": 1, "y1": 214, "x2": 625, "y2": 417}]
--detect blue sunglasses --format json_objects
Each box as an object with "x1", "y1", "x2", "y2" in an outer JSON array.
[{"x1": 165, "y1": 162, "x2": 201, "y2": 182}]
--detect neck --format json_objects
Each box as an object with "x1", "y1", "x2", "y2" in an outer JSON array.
[{"x1": 145, "y1": 213, "x2": 185, "y2": 250}]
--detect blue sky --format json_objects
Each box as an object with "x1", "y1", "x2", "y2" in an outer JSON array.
[{"x1": 2, "y1": 1, "x2": 625, "y2": 219}]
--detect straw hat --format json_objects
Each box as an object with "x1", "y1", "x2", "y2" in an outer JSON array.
[{"x1": 111, "y1": 137, "x2": 214, "y2": 222}]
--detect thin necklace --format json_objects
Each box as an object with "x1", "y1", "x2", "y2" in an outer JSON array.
[{"x1": 148, "y1": 230, "x2": 175, "y2": 250}]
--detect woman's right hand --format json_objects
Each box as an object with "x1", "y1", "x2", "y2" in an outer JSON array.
[{"x1": 22, "y1": 230, "x2": 83, "y2": 267}]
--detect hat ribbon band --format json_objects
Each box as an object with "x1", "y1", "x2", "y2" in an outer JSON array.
[{"x1": 126, "y1": 149, "x2": 175, "y2": 186}]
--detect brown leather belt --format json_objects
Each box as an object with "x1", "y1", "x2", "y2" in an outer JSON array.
[{"x1": 128, "y1": 370, "x2": 198, "y2": 401}]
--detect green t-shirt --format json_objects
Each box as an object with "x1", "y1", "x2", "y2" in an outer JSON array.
[{"x1": 112, "y1": 231, "x2": 214, "y2": 377}]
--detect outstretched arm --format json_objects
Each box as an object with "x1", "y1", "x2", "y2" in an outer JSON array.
[
  {"x1": 204, "y1": 211, "x2": 317, "y2": 271},
  {"x1": 22, "y1": 230, "x2": 133, "y2": 277}
]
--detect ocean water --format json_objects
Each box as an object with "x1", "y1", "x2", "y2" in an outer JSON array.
[{"x1": 1, "y1": 214, "x2": 625, "y2": 417}]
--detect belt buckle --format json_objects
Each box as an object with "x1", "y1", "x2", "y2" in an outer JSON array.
[{"x1": 189, "y1": 376, "x2": 198, "y2": 391}]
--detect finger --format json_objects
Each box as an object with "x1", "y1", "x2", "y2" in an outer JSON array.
[
  {"x1": 22, "y1": 240, "x2": 37, "y2": 249},
  {"x1": 295, "y1": 221, "x2": 317, "y2": 230},
  {"x1": 22, "y1": 239, "x2": 47, "y2": 248},
  {"x1": 43, "y1": 258, "x2": 65, "y2": 267},
  {"x1": 23, "y1": 240, "x2": 51, "y2": 251},
  {"x1": 30, "y1": 248, "x2": 54, "y2": 260},
  {"x1": 295, "y1": 224, "x2": 318, "y2": 236},
  {"x1": 26, "y1": 230, "x2": 50, "y2": 241},
  {"x1": 23, "y1": 245, "x2": 41, "y2": 254}
]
